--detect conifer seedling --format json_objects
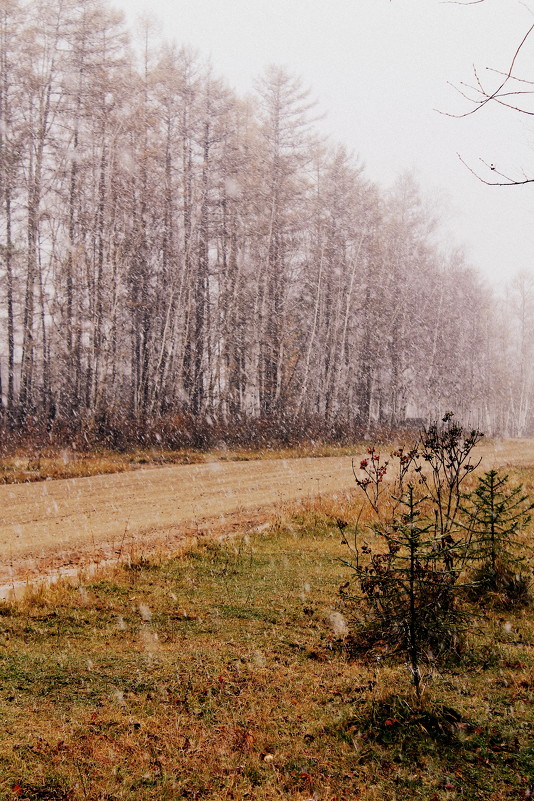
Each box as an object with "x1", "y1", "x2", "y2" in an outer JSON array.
[{"x1": 461, "y1": 469, "x2": 534, "y2": 606}]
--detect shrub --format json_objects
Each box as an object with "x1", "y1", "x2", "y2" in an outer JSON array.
[
  {"x1": 341, "y1": 486, "x2": 469, "y2": 700},
  {"x1": 342, "y1": 414, "x2": 483, "y2": 699}
]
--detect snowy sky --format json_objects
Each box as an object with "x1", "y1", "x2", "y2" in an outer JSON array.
[{"x1": 112, "y1": 0, "x2": 534, "y2": 288}]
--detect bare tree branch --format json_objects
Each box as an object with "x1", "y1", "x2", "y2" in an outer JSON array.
[
  {"x1": 442, "y1": 10, "x2": 534, "y2": 185},
  {"x1": 485, "y1": 66, "x2": 534, "y2": 85},
  {"x1": 457, "y1": 153, "x2": 534, "y2": 185},
  {"x1": 440, "y1": 21, "x2": 534, "y2": 118},
  {"x1": 460, "y1": 23, "x2": 534, "y2": 114}
]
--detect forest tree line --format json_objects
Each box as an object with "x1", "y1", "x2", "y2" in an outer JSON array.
[{"x1": 0, "y1": 0, "x2": 532, "y2": 448}]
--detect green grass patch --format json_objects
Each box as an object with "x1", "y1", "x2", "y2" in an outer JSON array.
[{"x1": 0, "y1": 509, "x2": 532, "y2": 800}]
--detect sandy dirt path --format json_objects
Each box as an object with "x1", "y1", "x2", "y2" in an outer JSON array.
[
  {"x1": 0, "y1": 439, "x2": 531, "y2": 594},
  {"x1": 0, "y1": 455, "x2": 356, "y2": 589}
]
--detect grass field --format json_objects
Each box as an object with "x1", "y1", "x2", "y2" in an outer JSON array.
[{"x1": 0, "y1": 476, "x2": 532, "y2": 801}]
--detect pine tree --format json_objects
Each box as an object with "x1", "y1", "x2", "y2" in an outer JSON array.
[
  {"x1": 462, "y1": 469, "x2": 533, "y2": 605},
  {"x1": 344, "y1": 415, "x2": 483, "y2": 699},
  {"x1": 342, "y1": 486, "x2": 468, "y2": 700}
]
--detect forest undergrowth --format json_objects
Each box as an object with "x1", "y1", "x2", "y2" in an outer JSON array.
[
  {"x1": 0, "y1": 465, "x2": 532, "y2": 801},
  {"x1": 0, "y1": 412, "x2": 414, "y2": 485}
]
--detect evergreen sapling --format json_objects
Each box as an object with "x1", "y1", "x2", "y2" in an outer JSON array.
[
  {"x1": 342, "y1": 415, "x2": 483, "y2": 699},
  {"x1": 461, "y1": 469, "x2": 534, "y2": 606}
]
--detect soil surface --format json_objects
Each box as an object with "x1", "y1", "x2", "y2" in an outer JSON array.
[
  {"x1": 0, "y1": 439, "x2": 531, "y2": 595},
  {"x1": 0, "y1": 455, "x2": 357, "y2": 591}
]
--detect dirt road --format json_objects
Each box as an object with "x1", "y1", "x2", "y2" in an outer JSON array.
[
  {"x1": 0, "y1": 455, "x2": 357, "y2": 588},
  {"x1": 0, "y1": 439, "x2": 531, "y2": 594}
]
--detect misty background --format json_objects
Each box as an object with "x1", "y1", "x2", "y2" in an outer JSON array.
[{"x1": 116, "y1": 0, "x2": 534, "y2": 287}]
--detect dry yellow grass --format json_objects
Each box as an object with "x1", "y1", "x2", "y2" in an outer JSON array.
[{"x1": 0, "y1": 443, "x2": 361, "y2": 485}]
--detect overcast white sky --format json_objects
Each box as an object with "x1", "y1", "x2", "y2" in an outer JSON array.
[{"x1": 113, "y1": 0, "x2": 534, "y2": 287}]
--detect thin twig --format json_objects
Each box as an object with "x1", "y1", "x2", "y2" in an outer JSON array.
[{"x1": 457, "y1": 153, "x2": 534, "y2": 185}]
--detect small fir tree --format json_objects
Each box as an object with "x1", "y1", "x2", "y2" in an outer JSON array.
[
  {"x1": 344, "y1": 414, "x2": 482, "y2": 699},
  {"x1": 341, "y1": 486, "x2": 468, "y2": 700},
  {"x1": 461, "y1": 469, "x2": 534, "y2": 605}
]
